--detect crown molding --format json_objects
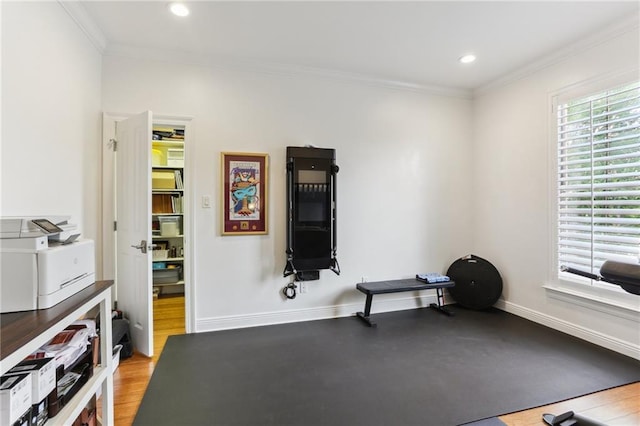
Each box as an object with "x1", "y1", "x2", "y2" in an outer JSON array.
[
  {"x1": 475, "y1": 14, "x2": 640, "y2": 96},
  {"x1": 103, "y1": 43, "x2": 472, "y2": 100},
  {"x1": 50, "y1": 2, "x2": 638, "y2": 101},
  {"x1": 58, "y1": 0, "x2": 107, "y2": 54}
]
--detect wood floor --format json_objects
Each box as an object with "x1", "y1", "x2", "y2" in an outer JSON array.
[
  {"x1": 112, "y1": 298, "x2": 639, "y2": 425},
  {"x1": 113, "y1": 295, "x2": 186, "y2": 425},
  {"x1": 499, "y1": 382, "x2": 640, "y2": 425}
]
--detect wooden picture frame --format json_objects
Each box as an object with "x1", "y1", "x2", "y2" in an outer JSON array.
[{"x1": 221, "y1": 152, "x2": 269, "y2": 235}]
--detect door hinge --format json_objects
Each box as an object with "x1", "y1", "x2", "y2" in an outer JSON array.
[
  {"x1": 114, "y1": 221, "x2": 117, "y2": 231},
  {"x1": 108, "y1": 138, "x2": 118, "y2": 151}
]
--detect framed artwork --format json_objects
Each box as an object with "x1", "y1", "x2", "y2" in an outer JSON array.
[{"x1": 221, "y1": 152, "x2": 269, "y2": 235}]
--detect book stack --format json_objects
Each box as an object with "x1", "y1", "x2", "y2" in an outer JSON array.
[
  {"x1": 174, "y1": 170, "x2": 183, "y2": 189},
  {"x1": 171, "y1": 195, "x2": 183, "y2": 213}
]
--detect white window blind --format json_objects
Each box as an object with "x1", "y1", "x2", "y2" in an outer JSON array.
[{"x1": 557, "y1": 81, "x2": 640, "y2": 281}]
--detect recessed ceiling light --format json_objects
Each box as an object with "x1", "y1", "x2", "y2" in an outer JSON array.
[
  {"x1": 459, "y1": 54, "x2": 476, "y2": 64},
  {"x1": 169, "y1": 2, "x2": 189, "y2": 17}
]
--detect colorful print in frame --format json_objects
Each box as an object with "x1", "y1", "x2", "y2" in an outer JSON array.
[{"x1": 221, "y1": 152, "x2": 269, "y2": 235}]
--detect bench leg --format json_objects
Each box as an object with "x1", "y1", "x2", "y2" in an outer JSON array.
[
  {"x1": 356, "y1": 294, "x2": 377, "y2": 327},
  {"x1": 429, "y1": 287, "x2": 454, "y2": 316}
]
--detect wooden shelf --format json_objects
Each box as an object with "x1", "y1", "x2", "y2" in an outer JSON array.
[
  {"x1": 47, "y1": 366, "x2": 109, "y2": 426},
  {"x1": 0, "y1": 281, "x2": 115, "y2": 425},
  {"x1": 153, "y1": 281, "x2": 185, "y2": 287},
  {"x1": 152, "y1": 140, "x2": 184, "y2": 147},
  {"x1": 0, "y1": 281, "x2": 113, "y2": 363},
  {"x1": 152, "y1": 189, "x2": 183, "y2": 193},
  {"x1": 152, "y1": 165, "x2": 183, "y2": 170}
]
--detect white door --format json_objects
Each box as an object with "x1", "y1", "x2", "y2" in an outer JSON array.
[{"x1": 115, "y1": 111, "x2": 154, "y2": 357}]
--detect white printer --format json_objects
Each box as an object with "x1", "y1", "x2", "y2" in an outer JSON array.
[{"x1": 0, "y1": 216, "x2": 95, "y2": 313}]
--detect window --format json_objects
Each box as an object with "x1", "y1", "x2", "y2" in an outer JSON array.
[{"x1": 556, "y1": 81, "x2": 640, "y2": 287}]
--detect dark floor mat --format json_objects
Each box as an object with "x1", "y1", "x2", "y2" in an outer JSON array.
[{"x1": 134, "y1": 306, "x2": 640, "y2": 425}]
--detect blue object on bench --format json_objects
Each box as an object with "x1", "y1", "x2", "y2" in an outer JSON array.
[
  {"x1": 355, "y1": 278, "x2": 456, "y2": 327},
  {"x1": 416, "y1": 273, "x2": 450, "y2": 283}
]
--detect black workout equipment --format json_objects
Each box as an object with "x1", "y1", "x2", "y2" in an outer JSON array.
[
  {"x1": 543, "y1": 261, "x2": 640, "y2": 426},
  {"x1": 446, "y1": 254, "x2": 503, "y2": 310},
  {"x1": 283, "y1": 146, "x2": 340, "y2": 281},
  {"x1": 542, "y1": 411, "x2": 606, "y2": 426},
  {"x1": 561, "y1": 260, "x2": 640, "y2": 295},
  {"x1": 355, "y1": 278, "x2": 456, "y2": 326}
]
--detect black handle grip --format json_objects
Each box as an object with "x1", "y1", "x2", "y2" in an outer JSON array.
[{"x1": 560, "y1": 266, "x2": 600, "y2": 281}]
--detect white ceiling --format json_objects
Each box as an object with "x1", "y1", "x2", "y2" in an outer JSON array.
[{"x1": 80, "y1": 1, "x2": 639, "y2": 91}]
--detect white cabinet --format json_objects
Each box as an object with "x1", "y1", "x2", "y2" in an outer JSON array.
[
  {"x1": 151, "y1": 126, "x2": 186, "y2": 296},
  {"x1": 0, "y1": 281, "x2": 114, "y2": 425}
]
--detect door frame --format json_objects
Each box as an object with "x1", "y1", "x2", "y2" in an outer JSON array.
[{"x1": 102, "y1": 112, "x2": 195, "y2": 334}]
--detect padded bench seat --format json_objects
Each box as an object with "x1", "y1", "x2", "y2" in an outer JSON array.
[{"x1": 355, "y1": 278, "x2": 455, "y2": 326}]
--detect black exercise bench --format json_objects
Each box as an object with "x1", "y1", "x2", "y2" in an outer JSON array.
[{"x1": 355, "y1": 278, "x2": 456, "y2": 327}]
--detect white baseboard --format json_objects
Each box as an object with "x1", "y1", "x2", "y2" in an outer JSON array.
[
  {"x1": 495, "y1": 299, "x2": 640, "y2": 361},
  {"x1": 196, "y1": 295, "x2": 639, "y2": 361},
  {"x1": 196, "y1": 293, "x2": 439, "y2": 332}
]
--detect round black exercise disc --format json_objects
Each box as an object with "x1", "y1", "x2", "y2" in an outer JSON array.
[{"x1": 446, "y1": 255, "x2": 503, "y2": 310}]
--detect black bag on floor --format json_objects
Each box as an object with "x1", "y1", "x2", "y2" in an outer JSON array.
[{"x1": 112, "y1": 318, "x2": 134, "y2": 359}]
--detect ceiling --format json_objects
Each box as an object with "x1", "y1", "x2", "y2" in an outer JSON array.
[{"x1": 80, "y1": 1, "x2": 639, "y2": 91}]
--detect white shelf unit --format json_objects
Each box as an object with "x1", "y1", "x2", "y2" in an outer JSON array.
[
  {"x1": 151, "y1": 126, "x2": 186, "y2": 296},
  {"x1": 0, "y1": 281, "x2": 114, "y2": 426}
]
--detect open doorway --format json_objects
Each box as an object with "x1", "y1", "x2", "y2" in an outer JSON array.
[{"x1": 102, "y1": 112, "x2": 192, "y2": 357}]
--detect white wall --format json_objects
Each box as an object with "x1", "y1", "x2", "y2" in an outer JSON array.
[
  {"x1": 1, "y1": 2, "x2": 103, "y2": 273},
  {"x1": 472, "y1": 25, "x2": 640, "y2": 356},
  {"x1": 102, "y1": 55, "x2": 474, "y2": 330}
]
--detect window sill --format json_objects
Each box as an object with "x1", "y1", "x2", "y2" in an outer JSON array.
[{"x1": 543, "y1": 282, "x2": 640, "y2": 322}]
